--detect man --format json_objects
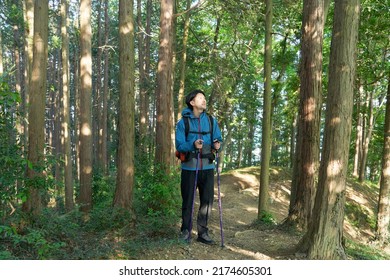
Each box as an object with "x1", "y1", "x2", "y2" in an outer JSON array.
[{"x1": 175, "y1": 89, "x2": 223, "y2": 245}]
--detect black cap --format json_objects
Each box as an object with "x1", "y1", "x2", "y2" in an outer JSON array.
[{"x1": 185, "y1": 89, "x2": 205, "y2": 109}]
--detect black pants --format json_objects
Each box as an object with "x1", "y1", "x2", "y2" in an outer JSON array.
[{"x1": 181, "y1": 169, "x2": 214, "y2": 236}]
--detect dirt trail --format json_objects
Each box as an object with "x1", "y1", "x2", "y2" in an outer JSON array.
[
  {"x1": 139, "y1": 167, "x2": 301, "y2": 260},
  {"x1": 137, "y1": 166, "x2": 386, "y2": 260}
]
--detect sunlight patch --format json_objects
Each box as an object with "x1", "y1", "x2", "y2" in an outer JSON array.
[
  {"x1": 231, "y1": 172, "x2": 259, "y2": 188},
  {"x1": 224, "y1": 244, "x2": 272, "y2": 260},
  {"x1": 245, "y1": 206, "x2": 258, "y2": 213}
]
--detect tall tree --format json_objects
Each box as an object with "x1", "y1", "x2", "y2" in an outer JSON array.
[
  {"x1": 206, "y1": 16, "x2": 221, "y2": 116},
  {"x1": 73, "y1": 25, "x2": 81, "y2": 183},
  {"x1": 53, "y1": 42, "x2": 63, "y2": 205},
  {"x1": 137, "y1": 0, "x2": 148, "y2": 154},
  {"x1": 100, "y1": 0, "x2": 109, "y2": 175},
  {"x1": 79, "y1": 0, "x2": 93, "y2": 212},
  {"x1": 353, "y1": 0, "x2": 390, "y2": 180},
  {"x1": 155, "y1": 0, "x2": 174, "y2": 173},
  {"x1": 285, "y1": 0, "x2": 325, "y2": 230},
  {"x1": 11, "y1": 0, "x2": 23, "y2": 144},
  {"x1": 353, "y1": 91, "x2": 364, "y2": 177},
  {"x1": 23, "y1": 0, "x2": 34, "y2": 116},
  {"x1": 23, "y1": 0, "x2": 49, "y2": 216},
  {"x1": 375, "y1": 75, "x2": 390, "y2": 244},
  {"x1": 61, "y1": 0, "x2": 74, "y2": 212},
  {"x1": 11, "y1": 0, "x2": 22, "y2": 107},
  {"x1": 144, "y1": 0, "x2": 152, "y2": 155},
  {"x1": 298, "y1": 0, "x2": 360, "y2": 259},
  {"x1": 176, "y1": 0, "x2": 192, "y2": 122},
  {"x1": 258, "y1": 0, "x2": 273, "y2": 219},
  {"x1": 95, "y1": 0, "x2": 104, "y2": 171},
  {"x1": 0, "y1": 30, "x2": 3, "y2": 75},
  {"x1": 359, "y1": 88, "x2": 375, "y2": 182},
  {"x1": 113, "y1": 0, "x2": 135, "y2": 212}
]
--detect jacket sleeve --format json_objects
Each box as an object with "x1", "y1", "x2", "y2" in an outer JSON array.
[{"x1": 175, "y1": 119, "x2": 196, "y2": 152}]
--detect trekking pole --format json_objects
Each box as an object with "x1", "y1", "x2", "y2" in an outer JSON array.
[
  {"x1": 216, "y1": 151, "x2": 224, "y2": 247},
  {"x1": 188, "y1": 149, "x2": 200, "y2": 243}
]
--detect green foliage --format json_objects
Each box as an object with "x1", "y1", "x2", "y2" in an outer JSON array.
[
  {"x1": 25, "y1": 154, "x2": 57, "y2": 189},
  {"x1": 0, "y1": 223, "x2": 65, "y2": 260},
  {"x1": 134, "y1": 163, "x2": 181, "y2": 237},
  {"x1": 85, "y1": 206, "x2": 133, "y2": 232},
  {"x1": 0, "y1": 158, "x2": 182, "y2": 259},
  {"x1": 345, "y1": 201, "x2": 376, "y2": 230},
  {"x1": 257, "y1": 210, "x2": 277, "y2": 226},
  {"x1": 50, "y1": 35, "x2": 61, "y2": 50},
  {"x1": 0, "y1": 206, "x2": 136, "y2": 260},
  {"x1": 0, "y1": 79, "x2": 27, "y2": 218},
  {"x1": 92, "y1": 173, "x2": 116, "y2": 207},
  {"x1": 345, "y1": 239, "x2": 390, "y2": 260},
  {"x1": 0, "y1": 250, "x2": 14, "y2": 260}
]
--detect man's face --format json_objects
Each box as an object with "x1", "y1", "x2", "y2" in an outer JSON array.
[{"x1": 191, "y1": 93, "x2": 207, "y2": 111}]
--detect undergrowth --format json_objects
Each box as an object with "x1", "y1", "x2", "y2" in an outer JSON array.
[
  {"x1": 1, "y1": 164, "x2": 389, "y2": 260},
  {"x1": 0, "y1": 162, "x2": 181, "y2": 260},
  {"x1": 345, "y1": 239, "x2": 390, "y2": 260}
]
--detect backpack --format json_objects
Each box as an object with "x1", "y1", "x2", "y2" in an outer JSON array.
[{"x1": 175, "y1": 114, "x2": 214, "y2": 162}]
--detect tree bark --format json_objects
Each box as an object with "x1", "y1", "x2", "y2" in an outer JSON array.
[
  {"x1": 23, "y1": 0, "x2": 49, "y2": 216},
  {"x1": 299, "y1": 0, "x2": 360, "y2": 259},
  {"x1": 100, "y1": 0, "x2": 109, "y2": 175},
  {"x1": 23, "y1": 0, "x2": 34, "y2": 138},
  {"x1": 375, "y1": 75, "x2": 390, "y2": 244},
  {"x1": 73, "y1": 34, "x2": 80, "y2": 184},
  {"x1": 61, "y1": 0, "x2": 74, "y2": 212},
  {"x1": 54, "y1": 48, "x2": 63, "y2": 208},
  {"x1": 289, "y1": 114, "x2": 297, "y2": 168},
  {"x1": 137, "y1": 0, "x2": 149, "y2": 154},
  {"x1": 95, "y1": 0, "x2": 104, "y2": 172},
  {"x1": 359, "y1": 88, "x2": 374, "y2": 182},
  {"x1": 207, "y1": 16, "x2": 221, "y2": 116},
  {"x1": 12, "y1": 0, "x2": 23, "y2": 142},
  {"x1": 0, "y1": 30, "x2": 3, "y2": 75},
  {"x1": 113, "y1": 0, "x2": 135, "y2": 213},
  {"x1": 177, "y1": 0, "x2": 192, "y2": 122},
  {"x1": 353, "y1": 89, "x2": 363, "y2": 177},
  {"x1": 12, "y1": 0, "x2": 22, "y2": 102},
  {"x1": 258, "y1": 0, "x2": 272, "y2": 219},
  {"x1": 79, "y1": 0, "x2": 93, "y2": 212},
  {"x1": 145, "y1": 0, "x2": 152, "y2": 155},
  {"x1": 155, "y1": 0, "x2": 174, "y2": 174},
  {"x1": 285, "y1": 0, "x2": 324, "y2": 230},
  {"x1": 245, "y1": 120, "x2": 255, "y2": 167}
]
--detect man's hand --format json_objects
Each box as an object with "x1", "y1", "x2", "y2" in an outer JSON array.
[
  {"x1": 213, "y1": 140, "x2": 221, "y2": 151},
  {"x1": 194, "y1": 139, "x2": 203, "y2": 150}
]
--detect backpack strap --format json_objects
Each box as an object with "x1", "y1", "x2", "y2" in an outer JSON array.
[
  {"x1": 183, "y1": 116, "x2": 189, "y2": 139},
  {"x1": 209, "y1": 114, "x2": 214, "y2": 143},
  {"x1": 186, "y1": 114, "x2": 214, "y2": 139}
]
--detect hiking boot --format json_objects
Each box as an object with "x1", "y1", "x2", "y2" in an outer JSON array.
[
  {"x1": 196, "y1": 232, "x2": 215, "y2": 245},
  {"x1": 179, "y1": 230, "x2": 190, "y2": 242}
]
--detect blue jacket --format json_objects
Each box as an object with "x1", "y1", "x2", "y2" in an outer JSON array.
[{"x1": 175, "y1": 108, "x2": 223, "y2": 171}]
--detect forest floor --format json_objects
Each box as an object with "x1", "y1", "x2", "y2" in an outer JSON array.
[{"x1": 136, "y1": 166, "x2": 390, "y2": 260}]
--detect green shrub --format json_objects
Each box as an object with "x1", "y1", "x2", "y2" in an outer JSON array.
[
  {"x1": 0, "y1": 250, "x2": 14, "y2": 260},
  {"x1": 257, "y1": 210, "x2": 277, "y2": 226},
  {"x1": 0, "y1": 79, "x2": 27, "y2": 219},
  {"x1": 85, "y1": 206, "x2": 133, "y2": 232},
  {"x1": 345, "y1": 239, "x2": 390, "y2": 260},
  {"x1": 0, "y1": 223, "x2": 65, "y2": 260},
  {"x1": 134, "y1": 164, "x2": 181, "y2": 237},
  {"x1": 92, "y1": 173, "x2": 116, "y2": 207}
]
